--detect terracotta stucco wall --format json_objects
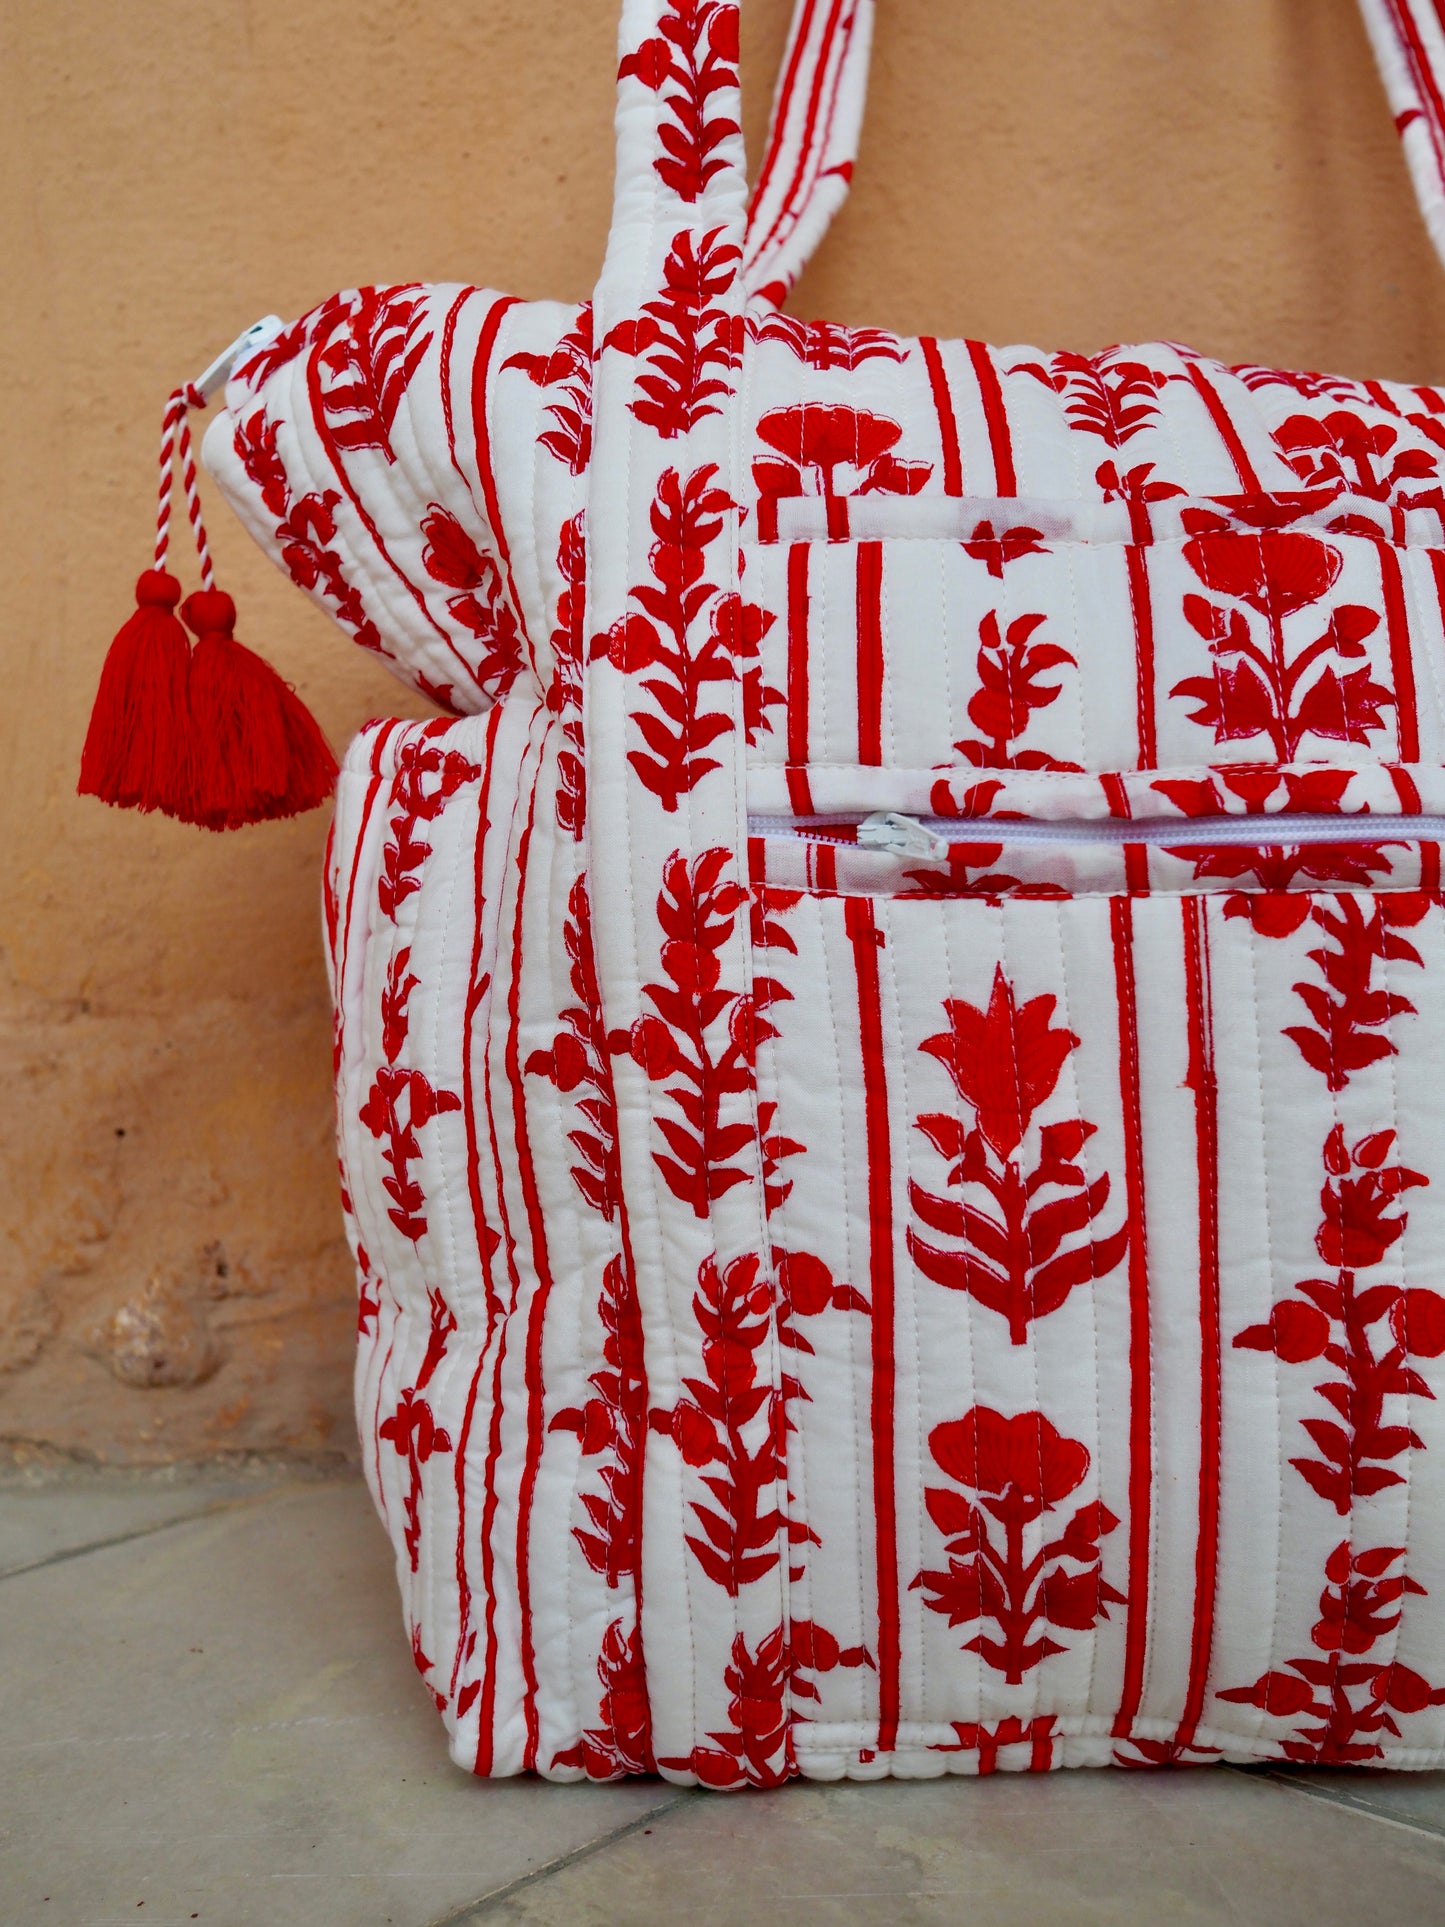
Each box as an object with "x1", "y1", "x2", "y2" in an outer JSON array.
[{"x1": 4, "y1": 0, "x2": 1445, "y2": 1464}]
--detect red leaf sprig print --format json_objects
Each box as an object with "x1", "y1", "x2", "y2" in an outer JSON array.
[
  {"x1": 1283, "y1": 891, "x2": 1429, "y2": 1092},
  {"x1": 1220, "y1": 1543, "x2": 1445, "y2": 1762},
  {"x1": 911, "y1": 1407, "x2": 1124, "y2": 1684},
  {"x1": 593, "y1": 466, "x2": 779, "y2": 810},
  {"x1": 647, "y1": 1246, "x2": 866, "y2": 1598},
  {"x1": 375, "y1": 726, "x2": 484, "y2": 922},
  {"x1": 378, "y1": 1286, "x2": 457, "y2": 1570},
  {"x1": 907, "y1": 968, "x2": 1129, "y2": 1343},
  {"x1": 547, "y1": 514, "x2": 588, "y2": 838},
  {"x1": 502, "y1": 304, "x2": 594, "y2": 474},
  {"x1": 1234, "y1": 1125, "x2": 1437, "y2": 1514},
  {"x1": 604, "y1": 226, "x2": 742, "y2": 438},
  {"x1": 1171, "y1": 532, "x2": 1394, "y2": 761},
  {"x1": 316, "y1": 286, "x2": 432, "y2": 463},
  {"x1": 648, "y1": 1252, "x2": 791, "y2": 1595},
  {"x1": 948, "y1": 610, "x2": 1083, "y2": 774},
  {"x1": 746, "y1": 311, "x2": 905, "y2": 372},
  {"x1": 234, "y1": 411, "x2": 384, "y2": 657},
  {"x1": 752, "y1": 403, "x2": 932, "y2": 538},
  {"x1": 1151, "y1": 769, "x2": 1400, "y2": 938},
  {"x1": 419, "y1": 505, "x2": 525, "y2": 702},
  {"x1": 656, "y1": 1622, "x2": 871, "y2": 1788},
  {"x1": 551, "y1": 1254, "x2": 648, "y2": 1588},
  {"x1": 526, "y1": 874, "x2": 624, "y2": 1220},
  {"x1": 618, "y1": 0, "x2": 741, "y2": 204},
  {"x1": 552, "y1": 1620, "x2": 656, "y2": 1780},
  {"x1": 359, "y1": 946, "x2": 463, "y2": 1245},
  {"x1": 1015, "y1": 348, "x2": 1177, "y2": 449},
  {"x1": 611, "y1": 848, "x2": 766, "y2": 1215}
]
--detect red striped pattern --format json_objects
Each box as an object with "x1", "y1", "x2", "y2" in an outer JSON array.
[
  {"x1": 1108, "y1": 894, "x2": 1153, "y2": 1740},
  {"x1": 856, "y1": 540, "x2": 885, "y2": 764},
  {"x1": 845, "y1": 895, "x2": 900, "y2": 1754}
]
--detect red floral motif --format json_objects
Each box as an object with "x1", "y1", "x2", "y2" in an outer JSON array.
[
  {"x1": 379, "y1": 1287, "x2": 456, "y2": 1570},
  {"x1": 1015, "y1": 349, "x2": 1177, "y2": 450},
  {"x1": 908, "y1": 968, "x2": 1129, "y2": 1342},
  {"x1": 618, "y1": 0, "x2": 740, "y2": 203},
  {"x1": 1235, "y1": 1125, "x2": 1435, "y2": 1514},
  {"x1": 551, "y1": 1254, "x2": 647, "y2": 1586},
  {"x1": 962, "y1": 520, "x2": 1048, "y2": 578},
  {"x1": 1220, "y1": 1543, "x2": 1445, "y2": 1762},
  {"x1": 604, "y1": 226, "x2": 742, "y2": 438},
  {"x1": 752, "y1": 404, "x2": 932, "y2": 527},
  {"x1": 1282, "y1": 892, "x2": 1429, "y2": 1092},
  {"x1": 1152, "y1": 769, "x2": 1399, "y2": 937},
  {"x1": 233, "y1": 411, "x2": 384, "y2": 658},
  {"x1": 1272, "y1": 412, "x2": 1441, "y2": 508},
  {"x1": 1171, "y1": 532, "x2": 1394, "y2": 760},
  {"x1": 746, "y1": 311, "x2": 905, "y2": 371},
  {"x1": 316, "y1": 286, "x2": 432, "y2": 463},
  {"x1": 593, "y1": 466, "x2": 779, "y2": 810},
  {"x1": 526, "y1": 874, "x2": 623, "y2": 1219},
  {"x1": 547, "y1": 513, "x2": 588, "y2": 838},
  {"x1": 419, "y1": 505, "x2": 525, "y2": 701},
  {"x1": 657, "y1": 1621, "x2": 870, "y2": 1787},
  {"x1": 611, "y1": 848, "x2": 761, "y2": 1216},
  {"x1": 948, "y1": 609, "x2": 1082, "y2": 774},
  {"x1": 911, "y1": 1407, "x2": 1124, "y2": 1684},
  {"x1": 552, "y1": 1620, "x2": 656, "y2": 1779},
  {"x1": 502, "y1": 305, "x2": 594, "y2": 474},
  {"x1": 375, "y1": 728, "x2": 483, "y2": 921}
]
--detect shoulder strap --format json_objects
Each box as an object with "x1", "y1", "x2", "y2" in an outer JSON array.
[
  {"x1": 586, "y1": 1, "x2": 788, "y2": 1785},
  {"x1": 743, "y1": 0, "x2": 875, "y2": 306},
  {"x1": 1359, "y1": 0, "x2": 1445, "y2": 273}
]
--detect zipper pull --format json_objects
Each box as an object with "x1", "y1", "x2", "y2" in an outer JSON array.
[{"x1": 857, "y1": 811, "x2": 949, "y2": 861}]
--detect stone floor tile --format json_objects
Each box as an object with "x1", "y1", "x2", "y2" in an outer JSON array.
[
  {"x1": 0, "y1": 1471, "x2": 285, "y2": 1579},
  {"x1": 476, "y1": 1768, "x2": 1445, "y2": 1927},
  {"x1": 0, "y1": 1480, "x2": 671, "y2": 1927},
  {"x1": 1259, "y1": 1765, "x2": 1445, "y2": 1840}
]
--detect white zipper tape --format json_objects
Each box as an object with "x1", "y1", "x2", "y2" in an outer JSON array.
[{"x1": 747, "y1": 809, "x2": 1445, "y2": 852}]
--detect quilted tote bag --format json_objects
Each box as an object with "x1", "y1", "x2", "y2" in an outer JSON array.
[{"x1": 87, "y1": 0, "x2": 1445, "y2": 1781}]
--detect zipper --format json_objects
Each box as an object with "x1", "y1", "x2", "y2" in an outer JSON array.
[{"x1": 747, "y1": 809, "x2": 1445, "y2": 856}]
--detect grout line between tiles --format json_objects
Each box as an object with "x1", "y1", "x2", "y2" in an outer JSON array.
[
  {"x1": 425, "y1": 1790, "x2": 698, "y2": 1925},
  {"x1": 1229, "y1": 1765, "x2": 1445, "y2": 1845},
  {"x1": 0, "y1": 1482, "x2": 310, "y2": 1584}
]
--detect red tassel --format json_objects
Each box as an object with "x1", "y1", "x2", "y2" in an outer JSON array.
[
  {"x1": 181, "y1": 588, "x2": 339, "y2": 830},
  {"x1": 77, "y1": 570, "x2": 194, "y2": 817}
]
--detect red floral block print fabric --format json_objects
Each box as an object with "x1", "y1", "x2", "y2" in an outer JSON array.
[{"x1": 208, "y1": 0, "x2": 1445, "y2": 1779}]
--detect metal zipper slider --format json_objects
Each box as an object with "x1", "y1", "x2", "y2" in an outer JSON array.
[{"x1": 857, "y1": 811, "x2": 950, "y2": 861}]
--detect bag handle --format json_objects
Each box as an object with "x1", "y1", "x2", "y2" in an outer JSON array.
[
  {"x1": 1360, "y1": 0, "x2": 1445, "y2": 273},
  {"x1": 743, "y1": 0, "x2": 875, "y2": 307},
  {"x1": 600, "y1": 0, "x2": 1445, "y2": 319},
  {"x1": 597, "y1": 0, "x2": 874, "y2": 313}
]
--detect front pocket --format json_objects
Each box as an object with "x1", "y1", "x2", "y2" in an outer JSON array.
[
  {"x1": 754, "y1": 879, "x2": 1445, "y2": 1763},
  {"x1": 740, "y1": 502, "x2": 1445, "y2": 779}
]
